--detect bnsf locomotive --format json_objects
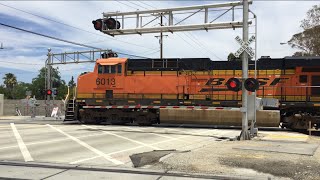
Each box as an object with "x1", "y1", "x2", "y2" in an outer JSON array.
[{"x1": 65, "y1": 56, "x2": 320, "y2": 130}]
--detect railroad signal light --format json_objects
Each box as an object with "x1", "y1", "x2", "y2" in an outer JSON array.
[
  {"x1": 101, "y1": 52, "x2": 118, "y2": 58},
  {"x1": 46, "y1": 89, "x2": 52, "y2": 96},
  {"x1": 52, "y1": 88, "x2": 58, "y2": 96},
  {"x1": 244, "y1": 78, "x2": 260, "y2": 92},
  {"x1": 92, "y1": 19, "x2": 103, "y2": 31},
  {"x1": 105, "y1": 18, "x2": 120, "y2": 30},
  {"x1": 226, "y1": 78, "x2": 242, "y2": 92}
]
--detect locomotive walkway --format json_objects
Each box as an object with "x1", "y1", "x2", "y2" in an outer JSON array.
[{"x1": 0, "y1": 116, "x2": 319, "y2": 179}]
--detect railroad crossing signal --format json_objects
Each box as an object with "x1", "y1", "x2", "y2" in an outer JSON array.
[
  {"x1": 92, "y1": 18, "x2": 120, "y2": 31},
  {"x1": 46, "y1": 88, "x2": 58, "y2": 97},
  {"x1": 234, "y1": 35, "x2": 255, "y2": 58},
  {"x1": 226, "y1": 78, "x2": 242, "y2": 92},
  {"x1": 244, "y1": 78, "x2": 259, "y2": 92},
  {"x1": 52, "y1": 88, "x2": 58, "y2": 96},
  {"x1": 226, "y1": 78, "x2": 259, "y2": 92},
  {"x1": 46, "y1": 89, "x2": 52, "y2": 96},
  {"x1": 92, "y1": 19, "x2": 103, "y2": 31}
]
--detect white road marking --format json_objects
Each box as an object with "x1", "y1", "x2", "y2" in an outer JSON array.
[
  {"x1": 0, "y1": 132, "x2": 107, "y2": 151},
  {"x1": 70, "y1": 133, "x2": 193, "y2": 164},
  {"x1": 14, "y1": 124, "x2": 47, "y2": 128},
  {"x1": 47, "y1": 124, "x2": 123, "y2": 165},
  {"x1": 83, "y1": 125, "x2": 162, "y2": 150},
  {"x1": 10, "y1": 123, "x2": 33, "y2": 162}
]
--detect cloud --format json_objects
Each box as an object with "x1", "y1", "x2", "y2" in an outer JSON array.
[{"x1": 0, "y1": 1, "x2": 318, "y2": 84}]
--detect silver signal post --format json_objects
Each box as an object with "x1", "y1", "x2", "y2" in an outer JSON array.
[{"x1": 240, "y1": 0, "x2": 250, "y2": 140}]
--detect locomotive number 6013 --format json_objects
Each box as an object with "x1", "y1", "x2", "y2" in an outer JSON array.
[{"x1": 96, "y1": 78, "x2": 116, "y2": 86}]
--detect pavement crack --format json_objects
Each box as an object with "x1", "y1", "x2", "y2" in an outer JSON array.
[
  {"x1": 40, "y1": 168, "x2": 70, "y2": 180},
  {"x1": 156, "y1": 175, "x2": 163, "y2": 180}
]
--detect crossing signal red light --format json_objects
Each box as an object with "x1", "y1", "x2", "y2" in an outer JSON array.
[
  {"x1": 105, "y1": 18, "x2": 120, "y2": 30},
  {"x1": 92, "y1": 19, "x2": 103, "y2": 31},
  {"x1": 46, "y1": 89, "x2": 52, "y2": 95},
  {"x1": 226, "y1": 78, "x2": 242, "y2": 92},
  {"x1": 244, "y1": 78, "x2": 260, "y2": 92}
]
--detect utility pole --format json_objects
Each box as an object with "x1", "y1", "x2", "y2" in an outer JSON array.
[
  {"x1": 155, "y1": 14, "x2": 168, "y2": 60},
  {"x1": 160, "y1": 14, "x2": 163, "y2": 59},
  {"x1": 240, "y1": 0, "x2": 250, "y2": 140}
]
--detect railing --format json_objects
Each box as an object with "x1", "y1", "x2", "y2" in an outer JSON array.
[{"x1": 64, "y1": 86, "x2": 70, "y2": 110}]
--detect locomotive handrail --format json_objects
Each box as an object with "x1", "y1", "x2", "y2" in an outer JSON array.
[{"x1": 64, "y1": 86, "x2": 70, "y2": 109}]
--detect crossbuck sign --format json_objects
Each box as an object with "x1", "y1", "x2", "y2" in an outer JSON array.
[{"x1": 234, "y1": 35, "x2": 255, "y2": 58}]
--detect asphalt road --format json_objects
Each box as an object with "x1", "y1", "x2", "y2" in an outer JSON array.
[{"x1": 0, "y1": 118, "x2": 240, "y2": 168}]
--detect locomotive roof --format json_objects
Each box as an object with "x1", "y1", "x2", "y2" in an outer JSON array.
[
  {"x1": 126, "y1": 56, "x2": 320, "y2": 71},
  {"x1": 97, "y1": 58, "x2": 127, "y2": 65}
]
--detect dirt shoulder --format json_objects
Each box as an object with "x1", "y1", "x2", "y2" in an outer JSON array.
[{"x1": 148, "y1": 135, "x2": 320, "y2": 180}]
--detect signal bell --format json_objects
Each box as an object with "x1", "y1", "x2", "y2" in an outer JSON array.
[
  {"x1": 244, "y1": 78, "x2": 259, "y2": 92},
  {"x1": 226, "y1": 78, "x2": 242, "y2": 92}
]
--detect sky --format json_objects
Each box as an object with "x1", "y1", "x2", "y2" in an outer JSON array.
[{"x1": 0, "y1": 0, "x2": 318, "y2": 85}]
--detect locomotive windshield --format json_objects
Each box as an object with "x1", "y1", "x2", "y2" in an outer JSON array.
[{"x1": 98, "y1": 64, "x2": 122, "y2": 75}]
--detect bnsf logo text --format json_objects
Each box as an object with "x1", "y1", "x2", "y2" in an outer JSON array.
[
  {"x1": 205, "y1": 78, "x2": 289, "y2": 86},
  {"x1": 199, "y1": 77, "x2": 289, "y2": 92}
]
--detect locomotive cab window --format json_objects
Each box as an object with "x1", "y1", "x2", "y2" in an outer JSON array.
[
  {"x1": 98, "y1": 65, "x2": 103, "y2": 74},
  {"x1": 98, "y1": 63, "x2": 122, "y2": 75},
  {"x1": 117, "y1": 64, "x2": 122, "y2": 74},
  {"x1": 299, "y1": 75, "x2": 308, "y2": 83},
  {"x1": 100, "y1": 65, "x2": 116, "y2": 74}
]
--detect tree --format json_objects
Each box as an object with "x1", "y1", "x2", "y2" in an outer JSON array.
[
  {"x1": 68, "y1": 76, "x2": 76, "y2": 88},
  {"x1": 227, "y1": 53, "x2": 237, "y2": 61},
  {"x1": 30, "y1": 67, "x2": 67, "y2": 100},
  {"x1": 3, "y1": 73, "x2": 17, "y2": 99},
  {"x1": 12, "y1": 82, "x2": 32, "y2": 99},
  {"x1": 0, "y1": 85, "x2": 7, "y2": 98},
  {"x1": 288, "y1": 5, "x2": 320, "y2": 56}
]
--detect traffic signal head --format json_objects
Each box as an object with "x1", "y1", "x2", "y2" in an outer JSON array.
[
  {"x1": 105, "y1": 18, "x2": 120, "y2": 30},
  {"x1": 226, "y1": 78, "x2": 242, "y2": 92},
  {"x1": 244, "y1": 78, "x2": 260, "y2": 92},
  {"x1": 46, "y1": 89, "x2": 52, "y2": 95},
  {"x1": 92, "y1": 19, "x2": 103, "y2": 31}
]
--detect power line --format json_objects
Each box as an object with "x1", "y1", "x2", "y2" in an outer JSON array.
[
  {"x1": 0, "y1": 22, "x2": 151, "y2": 59},
  {"x1": 132, "y1": 1, "x2": 220, "y2": 60},
  {"x1": 137, "y1": 1, "x2": 157, "y2": 9},
  {"x1": 115, "y1": 1, "x2": 139, "y2": 10},
  {"x1": 185, "y1": 31, "x2": 223, "y2": 60},
  {"x1": 116, "y1": 51, "x2": 150, "y2": 59},
  {"x1": 125, "y1": 1, "x2": 150, "y2": 10},
  {"x1": 0, "y1": 22, "x2": 101, "y2": 49},
  {"x1": 0, "y1": 60, "x2": 42, "y2": 65},
  {"x1": 0, "y1": 2, "x2": 154, "y2": 50},
  {"x1": 170, "y1": 33, "x2": 210, "y2": 58},
  {"x1": 159, "y1": 16, "x2": 210, "y2": 58},
  {"x1": 171, "y1": 16, "x2": 223, "y2": 60}
]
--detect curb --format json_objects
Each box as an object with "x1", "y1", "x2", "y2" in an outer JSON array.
[{"x1": 0, "y1": 160, "x2": 251, "y2": 180}]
